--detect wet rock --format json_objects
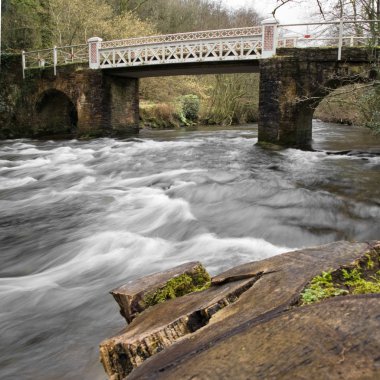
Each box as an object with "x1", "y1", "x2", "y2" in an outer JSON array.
[
  {"x1": 125, "y1": 241, "x2": 379, "y2": 379},
  {"x1": 325, "y1": 149, "x2": 380, "y2": 158},
  {"x1": 100, "y1": 274, "x2": 262, "y2": 379},
  {"x1": 147, "y1": 295, "x2": 380, "y2": 380},
  {"x1": 111, "y1": 261, "x2": 210, "y2": 324},
  {"x1": 100, "y1": 241, "x2": 380, "y2": 379}
]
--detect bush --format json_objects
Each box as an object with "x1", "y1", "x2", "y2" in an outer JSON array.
[
  {"x1": 181, "y1": 94, "x2": 200, "y2": 121},
  {"x1": 140, "y1": 101, "x2": 181, "y2": 129}
]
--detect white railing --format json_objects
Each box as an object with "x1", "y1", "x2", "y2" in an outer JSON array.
[
  {"x1": 100, "y1": 26, "x2": 262, "y2": 49},
  {"x1": 278, "y1": 19, "x2": 379, "y2": 59},
  {"x1": 21, "y1": 19, "x2": 379, "y2": 77},
  {"x1": 22, "y1": 44, "x2": 88, "y2": 78},
  {"x1": 99, "y1": 37, "x2": 263, "y2": 68}
]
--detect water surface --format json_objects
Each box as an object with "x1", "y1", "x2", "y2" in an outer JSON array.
[{"x1": 0, "y1": 121, "x2": 379, "y2": 379}]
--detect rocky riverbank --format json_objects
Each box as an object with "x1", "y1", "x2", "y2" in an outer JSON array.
[{"x1": 99, "y1": 240, "x2": 380, "y2": 380}]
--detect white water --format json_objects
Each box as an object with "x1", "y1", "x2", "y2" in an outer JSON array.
[{"x1": 0, "y1": 122, "x2": 379, "y2": 379}]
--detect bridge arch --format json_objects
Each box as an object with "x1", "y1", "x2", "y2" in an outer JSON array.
[
  {"x1": 258, "y1": 49, "x2": 377, "y2": 148},
  {"x1": 35, "y1": 89, "x2": 78, "y2": 137},
  {"x1": 296, "y1": 71, "x2": 374, "y2": 133}
]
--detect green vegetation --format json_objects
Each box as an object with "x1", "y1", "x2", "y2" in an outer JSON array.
[
  {"x1": 181, "y1": 95, "x2": 200, "y2": 122},
  {"x1": 315, "y1": 81, "x2": 380, "y2": 135},
  {"x1": 300, "y1": 246, "x2": 380, "y2": 305},
  {"x1": 143, "y1": 266, "x2": 211, "y2": 307},
  {"x1": 1, "y1": 0, "x2": 379, "y2": 131},
  {"x1": 300, "y1": 270, "x2": 348, "y2": 305},
  {"x1": 1, "y1": 0, "x2": 262, "y2": 129}
]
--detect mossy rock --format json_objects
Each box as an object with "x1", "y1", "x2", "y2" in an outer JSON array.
[
  {"x1": 111, "y1": 262, "x2": 211, "y2": 323},
  {"x1": 143, "y1": 265, "x2": 211, "y2": 307},
  {"x1": 300, "y1": 244, "x2": 380, "y2": 305}
]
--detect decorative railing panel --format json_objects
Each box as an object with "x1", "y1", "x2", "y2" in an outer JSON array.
[
  {"x1": 100, "y1": 26, "x2": 262, "y2": 49},
  {"x1": 99, "y1": 37, "x2": 262, "y2": 68}
]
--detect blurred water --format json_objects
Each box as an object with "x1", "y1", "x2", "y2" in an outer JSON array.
[{"x1": 0, "y1": 121, "x2": 379, "y2": 379}]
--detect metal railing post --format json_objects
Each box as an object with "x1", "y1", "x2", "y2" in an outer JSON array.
[
  {"x1": 53, "y1": 46, "x2": 57, "y2": 76},
  {"x1": 261, "y1": 18, "x2": 279, "y2": 58},
  {"x1": 22, "y1": 51, "x2": 26, "y2": 79},
  {"x1": 338, "y1": 18, "x2": 344, "y2": 61}
]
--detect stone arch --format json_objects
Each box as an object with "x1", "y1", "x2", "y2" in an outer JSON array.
[
  {"x1": 300, "y1": 70, "x2": 373, "y2": 128},
  {"x1": 258, "y1": 51, "x2": 376, "y2": 148},
  {"x1": 35, "y1": 89, "x2": 78, "y2": 136}
]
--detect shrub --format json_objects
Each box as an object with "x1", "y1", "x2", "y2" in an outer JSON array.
[{"x1": 181, "y1": 94, "x2": 200, "y2": 121}]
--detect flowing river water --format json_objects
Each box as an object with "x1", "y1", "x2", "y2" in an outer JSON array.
[{"x1": 0, "y1": 120, "x2": 379, "y2": 379}]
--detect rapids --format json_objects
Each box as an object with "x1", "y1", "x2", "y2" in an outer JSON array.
[{"x1": 0, "y1": 120, "x2": 379, "y2": 379}]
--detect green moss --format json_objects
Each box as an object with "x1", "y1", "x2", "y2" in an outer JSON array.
[
  {"x1": 300, "y1": 270, "x2": 348, "y2": 305},
  {"x1": 143, "y1": 266, "x2": 211, "y2": 307},
  {"x1": 300, "y1": 247, "x2": 380, "y2": 306},
  {"x1": 342, "y1": 268, "x2": 380, "y2": 295}
]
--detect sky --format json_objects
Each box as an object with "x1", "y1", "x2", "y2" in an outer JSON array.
[{"x1": 220, "y1": 0, "x2": 313, "y2": 24}]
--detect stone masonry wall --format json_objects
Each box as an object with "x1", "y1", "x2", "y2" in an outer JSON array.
[{"x1": 0, "y1": 55, "x2": 139, "y2": 139}]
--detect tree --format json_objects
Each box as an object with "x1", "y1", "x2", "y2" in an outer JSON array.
[{"x1": 2, "y1": 0, "x2": 46, "y2": 51}]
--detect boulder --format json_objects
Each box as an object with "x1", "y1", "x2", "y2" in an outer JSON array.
[{"x1": 99, "y1": 241, "x2": 380, "y2": 380}]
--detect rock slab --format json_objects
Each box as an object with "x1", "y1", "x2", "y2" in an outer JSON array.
[{"x1": 99, "y1": 241, "x2": 380, "y2": 380}]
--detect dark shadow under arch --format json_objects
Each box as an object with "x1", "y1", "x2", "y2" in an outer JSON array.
[{"x1": 35, "y1": 89, "x2": 78, "y2": 137}]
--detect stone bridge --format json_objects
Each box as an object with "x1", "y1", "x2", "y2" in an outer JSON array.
[{"x1": 1, "y1": 19, "x2": 379, "y2": 146}]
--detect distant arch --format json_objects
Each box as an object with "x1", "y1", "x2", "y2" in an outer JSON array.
[
  {"x1": 290, "y1": 72, "x2": 374, "y2": 146},
  {"x1": 309, "y1": 71, "x2": 374, "y2": 119},
  {"x1": 35, "y1": 89, "x2": 78, "y2": 136}
]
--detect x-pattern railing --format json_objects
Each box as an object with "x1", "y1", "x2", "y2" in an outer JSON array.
[
  {"x1": 100, "y1": 26, "x2": 262, "y2": 49},
  {"x1": 99, "y1": 36, "x2": 263, "y2": 69}
]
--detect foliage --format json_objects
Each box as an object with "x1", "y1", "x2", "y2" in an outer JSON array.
[
  {"x1": 342, "y1": 268, "x2": 380, "y2": 294},
  {"x1": 300, "y1": 271, "x2": 348, "y2": 305},
  {"x1": 204, "y1": 74, "x2": 260, "y2": 126},
  {"x1": 140, "y1": 101, "x2": 181, "y2": 129},
  {"x1": 359, "y1": 84, "x2": 380, "y2": 134},
  {"x1": 300, "y1": 247, "x2": 380, "y2": 305},
  {"x1": 1, "y1": 0, "x2": 155, "y2": 50},
  {"x1": 181, "y1": 95, "x2": 200, "y2": 121},
  {"x1": 108, "y1": 0, "x2": 261, "y2": 34},
  {"x1": 315, "y1": 82, "x2": 380, "y2": 134},
  {"x1": 1, "y1": 0, "x2": 47, "y2": 50},
  {"x1": 47, "y1": 0, "x2": 155, "y2": 46}
]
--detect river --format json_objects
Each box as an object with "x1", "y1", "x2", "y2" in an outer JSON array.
[{"x1": 0, "y1": 120, "x2": 379, "y2": 379}]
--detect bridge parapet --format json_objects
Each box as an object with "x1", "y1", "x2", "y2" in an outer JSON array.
[
  {"x1": 96, "y1": 24, "x2": 270, "y2": 70},
  {"x1": 100, "y1": 26, "x2": 262, "y2": 49}
]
